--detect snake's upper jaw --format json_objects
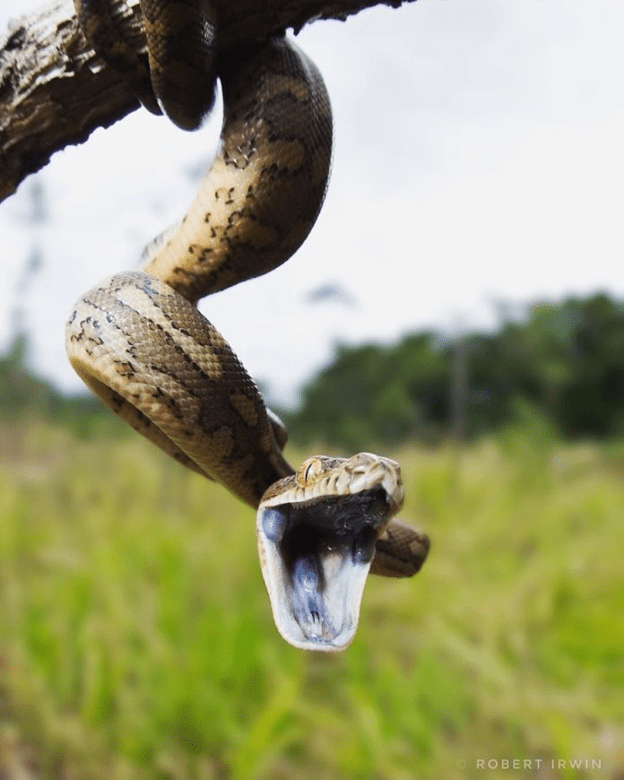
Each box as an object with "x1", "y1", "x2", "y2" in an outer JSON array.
[{"x1": 256, "y1": 453, "x2": 404, "y2": 651}]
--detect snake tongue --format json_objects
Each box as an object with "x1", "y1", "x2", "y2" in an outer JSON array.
[{"x1": 256, "y1": 488, "x2": 389, "y2": 651}]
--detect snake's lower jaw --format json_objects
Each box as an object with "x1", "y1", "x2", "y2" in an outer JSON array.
[
  {"x1": 256, "y1": 492, "x2": 393, "y2": 651},
  {"x1": 257, "y1": 521, "x2": 374, "y2": 651}
]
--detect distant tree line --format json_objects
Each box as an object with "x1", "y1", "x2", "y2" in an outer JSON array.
[
  {"x1": 0, "y1": 332, "x2": 126, "y2": 438},
  {"x1": 3, "y1": 293, "x2": 624, "y2": 449},
  {"x1": 285, "y1": 293, "x2": 624, "y2": 450}
]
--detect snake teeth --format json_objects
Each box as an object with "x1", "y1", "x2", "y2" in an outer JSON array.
[
  {"x1": 256, "y1": 453, "x2": 404, "y2": 651},
  {"x1": 257, "y1": 502, "x2": 375, "y2": 651}
]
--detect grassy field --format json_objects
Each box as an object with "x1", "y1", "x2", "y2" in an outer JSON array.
[{"x1": 0, "y1": 418, "x2": 622, "y2": 779}]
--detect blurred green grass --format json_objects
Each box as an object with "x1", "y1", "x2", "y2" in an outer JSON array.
[{"x1": 0, "y1": 420, "x2": 622, "y2": 779}]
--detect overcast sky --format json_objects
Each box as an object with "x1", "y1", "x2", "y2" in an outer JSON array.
[{"x1": 1, "y1": 0, "x2": 624, "y2": 407}]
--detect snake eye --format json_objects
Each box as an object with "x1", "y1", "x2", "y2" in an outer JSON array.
[{"x1": 297, "y1": 457, "x2": 324, "y2": 487}]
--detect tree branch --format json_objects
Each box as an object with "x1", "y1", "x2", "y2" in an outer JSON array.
[{"x1": 0, "y1": 0, "x2": 415, "y2": 204}]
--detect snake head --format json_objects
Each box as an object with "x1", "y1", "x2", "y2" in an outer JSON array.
[{"x1": 256, "y1": 453, "x2": 404, "y2": 651}]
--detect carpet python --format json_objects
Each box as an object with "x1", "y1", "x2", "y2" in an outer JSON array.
[{"x1": 67, "y1": 0, "x2": 430, "y2": 650}]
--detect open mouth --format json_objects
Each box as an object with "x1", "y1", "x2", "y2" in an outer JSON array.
[{"x1": 257, "y1": 483, "x2": 397, "y2": 651}]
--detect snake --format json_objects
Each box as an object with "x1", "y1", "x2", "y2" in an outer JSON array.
[{"x1": 67, "y1": 0, "x2": 430, "y2": 651}]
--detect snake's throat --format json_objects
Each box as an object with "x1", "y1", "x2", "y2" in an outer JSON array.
[{"x1": 256, "y1": 487, "x2": 392, "y2": 651}]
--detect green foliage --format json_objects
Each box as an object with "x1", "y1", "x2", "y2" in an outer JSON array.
[
  {"x1": 0, "y1": 332, "x2": 57, "y2": 418},
  {"x1": 0, "y1": 422, "x2": 622, "y2": 779},
  {"x1": 0, "y1": 333, "x2": 129, "y2": 439},
  {"x1": 495, "y1": 294, "x2": 624, "y2": 437},
  {"x1": 289, "y1": 333, "x2": 451, "y2": 450},
  {"x1": 287, "y1": 292, "x2": 624, "y2": 450}
]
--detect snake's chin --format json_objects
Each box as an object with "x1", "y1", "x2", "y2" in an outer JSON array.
[{"x1": 256, "y1": 454, "x2": 404, "y2": 651}]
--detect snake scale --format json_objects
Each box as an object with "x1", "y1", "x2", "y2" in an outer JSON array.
[{"x1": 68, "y1": 0, "x2": 430, "y2": 650}]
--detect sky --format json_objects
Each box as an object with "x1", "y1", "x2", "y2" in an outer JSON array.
[{"x1": 1, "y1": 0, "x2": 624, "y2": 407}]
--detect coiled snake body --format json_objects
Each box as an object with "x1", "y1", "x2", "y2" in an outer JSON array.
[{"x1": 68, "y1": 0, "x2": 429, "y2": 650}]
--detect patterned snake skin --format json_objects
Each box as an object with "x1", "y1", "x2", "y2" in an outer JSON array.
[{"x1": 68, "y1": 0, "x2": 429, "y2": 650}]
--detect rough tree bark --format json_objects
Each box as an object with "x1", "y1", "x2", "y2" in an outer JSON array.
[{"x1": 0, "y1": 0, "x2": 415, "y2": 204}]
